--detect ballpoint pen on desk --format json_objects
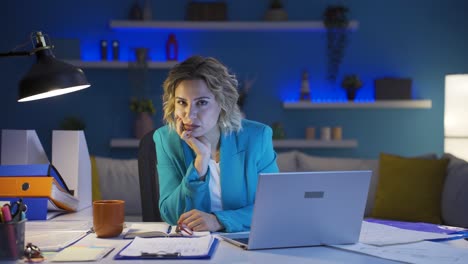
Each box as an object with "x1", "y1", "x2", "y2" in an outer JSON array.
[{"x1": 175, "y1": 224, "x2": 193, "y2": 236}]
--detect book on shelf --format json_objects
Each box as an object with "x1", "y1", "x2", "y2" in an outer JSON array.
[{"x1": 124, "y1": 223, "x2": 210, "y2": 239}]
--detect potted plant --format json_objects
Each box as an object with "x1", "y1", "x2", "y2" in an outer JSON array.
[
  {"x1": 271, "y1": 122, "x2": 286, "y2": 139},
  {"x1": 264, "y1": 0, "x2": 288, "y2": 21},
  {"x1": 323, "y1": 5, "x2": 349, "y2": 83},
  {"x1": 59, "y1": 116, "x2": 86, "y2": 130},
  {"x1": 130, "y1": 97, "x2": 156, "y2": 139},
  {"x1": 341, "y1": 74, "x2": 363, "y2": 101}
]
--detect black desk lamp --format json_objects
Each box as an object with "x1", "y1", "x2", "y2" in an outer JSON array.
[{"x1": 0, "y1": 31, "x2": 90, "y2": 102}]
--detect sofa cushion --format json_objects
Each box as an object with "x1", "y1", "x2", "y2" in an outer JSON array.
[
  {"x1": 441, "y1": 153, "x2": 468, "y2": 228},
  {"x1": 93, "y1": 156, "x2": 141, "y2": 215},
  {"x1": 276, "y1": 151, "x2": 299, "y2": 172},
  {"x1": 295, "y1": 152, "x2": 379, "y2": 217},
  {"x1": 90, "y1": 156, "x2": 102, "y2": 201},
  {"x1": 371, "y1": 153, "x2": 449, "y2": 224}
]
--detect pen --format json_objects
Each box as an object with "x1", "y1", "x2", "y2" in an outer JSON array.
[{"x1": 102, "y1": 247, "x2": 115, "y2": 259}]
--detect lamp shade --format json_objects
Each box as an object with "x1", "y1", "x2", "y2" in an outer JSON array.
[
  {"x1": 18, "y1": 48, "x2": 90, "y2": 102},
  {"x1": 444, "y1": 74, "x2": 468, "y2": 161},
  {"x1": 445, "y1": 74, "x2": 468, "y2": 136}
]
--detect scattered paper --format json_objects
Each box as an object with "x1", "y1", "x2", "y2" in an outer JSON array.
[
  {"x1": 26, "y1": 221, "x2": 92, "y2": 251},
  {"x1": 332, "y1": 241, "x2": 468, "y2": 264},
  {"x1": 360, "y1": 221, "x2": 456, "y2": 246},
  {"x1": 51, "y1": 245, "x2": 114, "y2": 262}
]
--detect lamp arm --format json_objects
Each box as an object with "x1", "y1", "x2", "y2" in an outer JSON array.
[{"x1": 0, "y1": 51, "x2": 33, "y2": 57}]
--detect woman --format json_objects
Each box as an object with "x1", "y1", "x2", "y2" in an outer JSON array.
[{"x1": 154, "y1": 55, "x2": 278, "y2": 233}]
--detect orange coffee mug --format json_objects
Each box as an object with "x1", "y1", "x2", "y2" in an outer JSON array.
[{"x1": 93, "y1": 200, "x2": 125, "y2": 238}]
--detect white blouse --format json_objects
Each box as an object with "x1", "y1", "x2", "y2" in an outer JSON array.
[{"x1": 208, "y1": 159, "x2": 222, "y2": 212}]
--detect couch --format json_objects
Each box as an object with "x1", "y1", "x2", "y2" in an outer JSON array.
[{"x1": 91, "y1": 151, "x2": 468, "y2": 228}]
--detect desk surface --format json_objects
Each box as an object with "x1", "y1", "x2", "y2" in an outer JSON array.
[
  {"x1": 25, "y1": 208, "x2": 466, "y2": 264},
  {"x1": 41, "y1": 208, "x2": 398, "y2": 263}
]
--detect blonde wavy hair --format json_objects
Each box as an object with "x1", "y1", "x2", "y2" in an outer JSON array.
[{"x1": 162, "y1": 55, "x2": 243, "y2": 134}]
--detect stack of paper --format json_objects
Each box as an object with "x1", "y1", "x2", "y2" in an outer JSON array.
[
  {"x1": 359, "y1": 221, "x2": 456, "y2": 246},
  {"x1": 51, "y1": 245, "x2": 114, "y2": 262},
  {"x1": 330, "y1": 221, "x2": 468, "y2": 264}
]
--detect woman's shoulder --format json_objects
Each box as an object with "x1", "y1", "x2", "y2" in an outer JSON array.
[
  {"x1": 154, "y1": 125, "x2": 178, "y2": 141},
  {"x1": 240, "y1": 119, "x2": 272, "y2": 132}
]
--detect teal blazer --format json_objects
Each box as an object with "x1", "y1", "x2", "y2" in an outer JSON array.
[{"x1": 154, "y1": 119, "x2": 279, "y2": 232}]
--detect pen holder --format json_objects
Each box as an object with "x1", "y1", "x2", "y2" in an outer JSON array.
[{"x1": 0, "y1": 220, "x2": 26, "y2": 260}]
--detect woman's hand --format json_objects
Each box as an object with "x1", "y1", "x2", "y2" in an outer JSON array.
[
  {"x1": 178, "y1": 209, "x2": 223, "y2": 232},
  {"x1": 175, "y1": 117, "x2": 210, "y2": 177}
]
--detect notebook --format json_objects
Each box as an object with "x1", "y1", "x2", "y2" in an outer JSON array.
[
  {"x1": 219, "y1": 170, "x2": 371, "y2": 250},
  {"x1": 124, "y1": 223, "x2": 210, "y2": 239}
]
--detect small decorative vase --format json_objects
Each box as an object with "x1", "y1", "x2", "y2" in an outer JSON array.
[
  {"x1": 134, "y1": 112, "x2": 154, "y2": 139},
  {"x1": 165, "y1": 34, "x2": 178, "y2": 61},
  {"x1": 129, "y1": 0, "x2": 143, "y2": 20},
  {"x1": 264, "y1": 8, "x2": 288, "y2": 21},
  {"x1": 143, "y1": 0, "x2": 152, "y2": 20},
  {"x1": 345, "y1": 87, "x2": 359, "y2": 101},
  {"x1": 135, "y1": 48, "x2": 149, "y2": 64}
]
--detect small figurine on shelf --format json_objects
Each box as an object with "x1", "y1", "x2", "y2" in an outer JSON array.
[
  {"x1": 165, "y1": 33, "x2": 178, "y2": 61},
  {"x1": 299, "y1": 70, "x2": 311, "y2": 101},
  {"x1": 100, "y1": 40, "x2": 108, "y2": 60},
  {"x1": 112, "y1": 40, "x2": 119, "y2": 60},
  {"x1": 264, "y1": 0, "x2": 288, "y2": 21},
  {"x1": 142, "y1": 0, "x2": 152, "y2": 20},
  {"x1": 129, "y1": 0, "x2": 143, "y2": 20}
]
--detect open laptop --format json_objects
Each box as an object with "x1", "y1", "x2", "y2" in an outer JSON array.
[{"x1": 219, "y1": 170, "x2": 371, "y2": 250}]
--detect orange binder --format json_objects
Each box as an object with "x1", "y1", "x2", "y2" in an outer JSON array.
[
  {"x1": 0, "y1": 164, "x2": 80, "y2": 219},
  {"x1": 0, "y1": 176, "x2": 57, "y2": 196},
  {"x1": 0, "y1": 177, "x2": 78, "y2": 211}
]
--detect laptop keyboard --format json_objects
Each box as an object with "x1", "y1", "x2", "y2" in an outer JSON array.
[{"x1": 233, "y1": 237, "x2": 249, "y2": 245}]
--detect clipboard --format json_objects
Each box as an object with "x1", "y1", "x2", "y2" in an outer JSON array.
[{"x1": 113, "y1": 237, "x2": 219, "y2": 260}]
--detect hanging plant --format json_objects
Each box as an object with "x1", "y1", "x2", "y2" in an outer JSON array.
[{"x1": 323, "y1": 5, "x2": 349, "y2": 83}]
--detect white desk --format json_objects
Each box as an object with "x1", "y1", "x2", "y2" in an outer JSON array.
[{"x1": 27, "y1": 208, "x2": 467, "y2": 263}]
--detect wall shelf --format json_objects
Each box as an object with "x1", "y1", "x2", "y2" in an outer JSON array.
[
  {"x1": 109, "y1": 20, "x2": 359, "y2": 31},
  {"x1": 283, "y1": 100, "x2": 432, "y2": 109},
  {"x1": 273, "y1": 139, "x2": 357, "y2": 149},
  {"x1": 111, "y1": 138, "x2": 357, "y2": 149},
  {"x1": 111, "y1": 138, "x2": 140, "y2": 148},
  {"x1": 65, "y1": 60, "x2": 178, "y2": 69}
]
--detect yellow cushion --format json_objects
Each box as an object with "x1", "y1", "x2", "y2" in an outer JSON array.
[
  {"x1": 90, "y1": 156, "x2": 102, "y2": 201},
  {"x1": 371, "y1": 153, "x2": 449, "y2": 224}
]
